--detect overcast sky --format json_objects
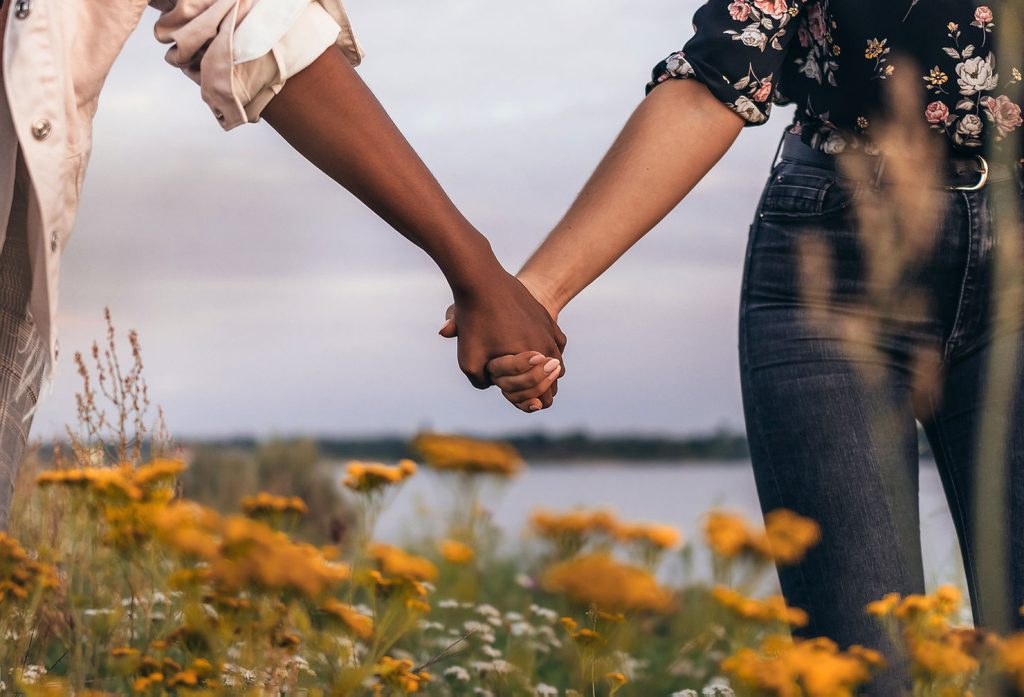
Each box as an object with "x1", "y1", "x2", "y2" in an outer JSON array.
[{"x1": 31, "y1": 0, "x2": 797, "y2": 440}]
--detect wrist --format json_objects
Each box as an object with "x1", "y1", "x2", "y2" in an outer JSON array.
[
  {"x1": 515, "y1": 269, "x2": 565, "y2": 320},
  {"x1": 437, "y1": 234, "x2": 505, "y2": 297}
]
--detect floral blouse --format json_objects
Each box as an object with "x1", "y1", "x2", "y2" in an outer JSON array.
[{"x1": 648, "y1": 0, "x2": 1023, "y2": 155}]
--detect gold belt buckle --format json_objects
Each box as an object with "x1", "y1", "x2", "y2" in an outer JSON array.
[{"x1": 951, "y1": 154, "x2": 989, "y2": 191}]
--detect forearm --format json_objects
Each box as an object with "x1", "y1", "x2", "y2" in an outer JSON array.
[
  {"x1": 261, "y1": 48, "x2": 498, "y2": 294},
  {"x1": 518, "y1": 79, "x2": 744, "y2": 314}
]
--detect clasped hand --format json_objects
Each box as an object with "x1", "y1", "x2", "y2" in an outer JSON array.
[{"x1": 440, "y1": 274, "x2": 566, "y2": 412}]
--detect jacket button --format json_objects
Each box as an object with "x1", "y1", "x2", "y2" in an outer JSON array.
[
  {"x1": 50, "y1": 231, "x2": 58, "y2": 253},
  {"x1": 31, "y1": 119, "x2": 51, "y2": 141},
  {"x1": 14, "y1": 0, "x2": 30, "y2": 19}
]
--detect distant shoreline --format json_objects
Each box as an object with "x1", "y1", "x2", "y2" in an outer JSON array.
[
  {"x1": 36, "y1": 427, "x2": 937, "y2": 463},
  {"x1": 183, "y1": 430, "x2": 753, "y2": 463}
]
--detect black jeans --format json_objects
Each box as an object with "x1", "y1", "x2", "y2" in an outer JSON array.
[{"x1": 739, "y1": 150, "x2": 1024, "y2": 694}]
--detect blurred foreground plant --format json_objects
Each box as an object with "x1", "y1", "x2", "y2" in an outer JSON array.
[{"x1": 3, "y1": 320, "x2": 1024, "y2": 696}]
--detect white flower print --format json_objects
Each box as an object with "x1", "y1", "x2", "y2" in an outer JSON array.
[
  {"x1": 732, "y1": 96, "x2": 766, "y2": 123},
  {"x1": 957, "y1": 113, "x2": 983, "y2": 134},
  {"x1": 799, "y1": 56, "x2": 821, "y2": 81},
  {"x1": 664, "y1": 52, "x2": 696, "y2": 78},
  {"x1": 736, "y1": 25, "x2": 768, "y2": 49},
  {"x1": 956, "y1": 54, "x2": 998, "y2": 95}
]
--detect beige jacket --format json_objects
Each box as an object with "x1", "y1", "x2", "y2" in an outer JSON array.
[{"x1": 0, "y1": 0, "x2": 363, "y2": 374}]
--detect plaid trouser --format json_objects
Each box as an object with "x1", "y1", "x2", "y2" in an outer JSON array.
[{"x1": 0, "y1": 153, "x2": 44, "y2": 531}]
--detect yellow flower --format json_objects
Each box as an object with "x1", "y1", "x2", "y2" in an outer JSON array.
[
  {"x1": 438, "y1": 539, "x2": 475, "y2": 565},
  {"x1": 866, "y1": 593, "x2": 900, "y2": 617},
  {"x1": 711, "y1": 586, "x2": 808, "y2": 627},
  {"x1": 893, "y1": 593, "x2": 936, "y2": 619},
  {"x1": 151, "y1": 502, "x2": 350, "y2": 597},
  {"x1": 413, "y1": 433, "x2": 523, "y2": 476},
  {"x1": 925, "y1": 66, "x2": 949, "y2": 86},
  {"x1": 405, "y1": 598, "x2": 431, "y2": 613},
  {"x1": 240, "y1": 492, "x2": 308, "y2": 517},
  {"x1": 865, "y1": 37, "x2": 888, "y2": 59},
  {"x1": 367, "y1": 542, "x2": 439, "y2": 582},
  {"x1": 132, "y1": 459, "x2": 186, "y2": 488},
  {"x1": 166, "y1": 670, "x2": 199, "y2": 688},
  {"x1": 606, "y1": 672, "x2": 628, "y2": 694},
  {"x1": 568, "y1": 627, "x2": 603, "y2": 647},
  {"x1": 724, "y1": 634, "x2": 878, "y2": 697},
  {"x1": 373, "y1": 656, "x2": 432, "y2": 694},
  {"x1": 703, "y1": 511, "x2": 751, "y2": 558},
  {"x1": 531, "y1": 508, "x2": 621, "y2": 544},
  {"x1": 191, "y1": 659, "x2": 214, "y2": 677},
  {"x1": 320, "y1": 598, "x2": 374, "y2": 638},
  {"x1": 615, "y1": 522, "x2": 683, "y2": 550},
  {"x1": 542, "y1": 553, "x2": 674, "y2": 613},
  {"x1": 908, "y1": 635, "x2": 979, "y2": 678},
  {"x1": 752, "y1": 509, "x2": 821, "y2": 564},
  {"x1": 0, "y1": 533, "x2": 60, "y2": 604},
  {"x1": 848, "y1": 645, "x2": 886, "y2": 669},
  {"x1": 935, "y1": 584, "x2": 961, "y2": 614},
  {"x1": 343, "y1": 460, "x2": 417, "y2": 493},
  {"x1": 999, "y1": 634, "x2": 1024, "y2": 691},
  {"x1": 132, "y1": 672, "x2": 164, "y2": 692},
  {"x1": 704, "y1": 509, "x2": 819, "y2": 565}
]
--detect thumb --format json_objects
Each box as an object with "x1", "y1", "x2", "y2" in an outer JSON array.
[
  {"x1": 439, "y1": 305, "x2": 458, "y2": 338},
  {"x1": 439, "y1": 319, "x2": 458, "y2": 339}
]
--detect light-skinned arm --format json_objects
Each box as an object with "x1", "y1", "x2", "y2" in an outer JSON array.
[
  {"x1": 449, "y1": 78, "x2": 745, "y2": 411},
  {"x1": 261, "y1": 48, "x2": 565, "y2": 389}
]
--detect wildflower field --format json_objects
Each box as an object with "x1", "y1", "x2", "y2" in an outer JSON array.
[{"x1": 3, "y1": 321, "x2": 1024, "y2": 696}]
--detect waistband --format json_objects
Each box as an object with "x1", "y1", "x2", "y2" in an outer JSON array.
[{"x1": 776, "y1": 131, "x2": 1019, "y2": 192}]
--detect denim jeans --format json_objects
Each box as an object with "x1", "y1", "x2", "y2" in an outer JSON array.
[{"x1": 739, "y1": 147, "x2": 1024, "y2": 694}]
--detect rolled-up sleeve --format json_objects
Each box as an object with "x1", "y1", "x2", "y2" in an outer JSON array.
[
  {"x1": 646, "y1": 0, "x2": 805, "y2": 125},
  {"x1": 152, "y1": 0, "x2": 364, "y2": 130}
]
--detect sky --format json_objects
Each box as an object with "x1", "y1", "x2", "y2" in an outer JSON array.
[{"x1": 31, "y1": 0, "x2": 798, "y2": 440}]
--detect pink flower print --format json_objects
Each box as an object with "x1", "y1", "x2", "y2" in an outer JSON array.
[
  {"x1": 981, "y1": 95, "x2": 1023, "y2": 134},
  {"x1": 728, "y1": 1, "x2": 750, "y2": 21},
  {"x1": 924, "y1": 100, "x2": 949, "y2": 124}
]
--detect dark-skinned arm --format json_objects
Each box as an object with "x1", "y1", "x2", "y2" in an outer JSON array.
[{"x1": 261, "y1": 47, "x2": 565, "y2": 391}]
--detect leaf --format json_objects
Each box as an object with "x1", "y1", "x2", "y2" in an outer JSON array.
[
  {"x1": 962, "y1": 44, "x2": 975, "y2": 58},
  {"x1": 943, "y1": 47, "x2": 962, "y2": 59},
  {"x1": 956, "y1": 98, "x2": 975, "y2": 111},
  {"x1": 734, "y1": 76, "x2": 752, "y2": 90},
  {"x1": 761, "y1": 17, "x2": 774, "y2": 29}
]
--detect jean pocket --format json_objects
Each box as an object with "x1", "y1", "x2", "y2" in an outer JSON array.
[{"x1": 758, "y1": 164, "x2": 854, "y2": 221}]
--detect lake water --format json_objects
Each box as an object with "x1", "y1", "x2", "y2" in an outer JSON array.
[{"x1": 357, "y1": 460, "x2": 966, "y2": 590}]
